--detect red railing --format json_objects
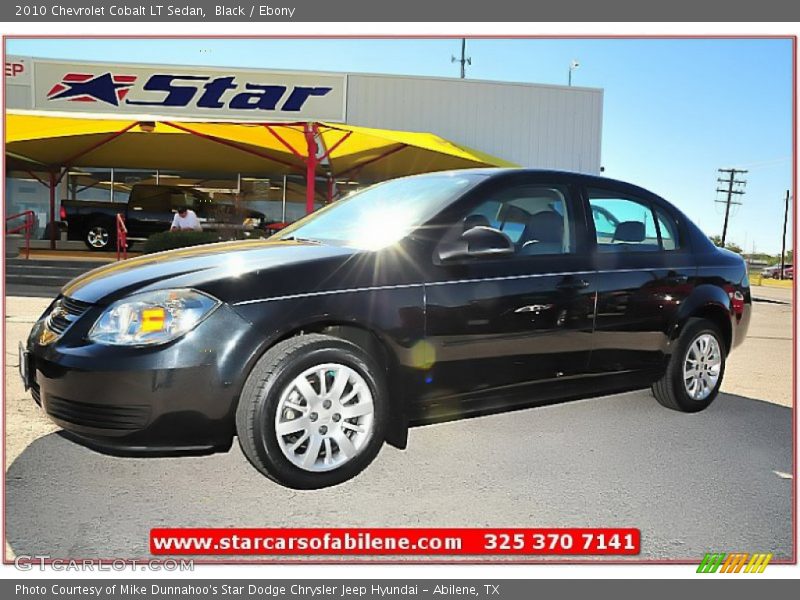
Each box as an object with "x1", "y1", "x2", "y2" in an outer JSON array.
[
  {"x1": 6, "y1": 210, "x2": 35, "y2": 259},
  {"x1": 116, "y1": 213, "x2": 128, "y2": 261}
]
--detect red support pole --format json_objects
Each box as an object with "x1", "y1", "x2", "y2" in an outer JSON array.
[
  {"x1": 24, "y1": 213, "x2": 31, "y2": 260},
  {"x1": 304, "y1": 123, "x2": 318, "y2": 215},
  {"x1": 49, "y1": 171, "x2": 57, "y2": 250}
]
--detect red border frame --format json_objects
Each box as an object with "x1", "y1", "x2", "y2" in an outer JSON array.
[{"x1": 1, "y1": 34, "x2": 796, "y2": 567}]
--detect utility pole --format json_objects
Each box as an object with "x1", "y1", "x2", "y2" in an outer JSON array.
[
  {"x1": 780, "y1": 190, "x2": 791, "y2": 280},
  {"x1": 451, "y1": 38, "x2": 471, "y2": 79},
  {"x1": 716, "y1": 168, "x2": 747, "y2": 246}
]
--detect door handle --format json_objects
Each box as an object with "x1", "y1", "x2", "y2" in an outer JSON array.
[
  {"x1": 514, "y1": 303, "x2": 554, "y2": 314},
  {"x1": 556, "y1": 277, "x2": 590, "y2": 290}
]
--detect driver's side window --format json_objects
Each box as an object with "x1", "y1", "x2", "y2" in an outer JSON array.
[{"x1": 444, "y1": 184, "x2": 575, "y2": 259}]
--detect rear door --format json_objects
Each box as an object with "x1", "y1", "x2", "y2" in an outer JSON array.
[
  {"x1": 422, "y1": 174, "x2": 597, "y2": 401},
  {"x1": 586, "y1": 185, "x2": 696, "y2": 373}
]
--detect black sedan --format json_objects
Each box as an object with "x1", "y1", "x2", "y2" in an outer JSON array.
[{"x1": 22, "y1": 169, "x2": 751, "y2": 489}]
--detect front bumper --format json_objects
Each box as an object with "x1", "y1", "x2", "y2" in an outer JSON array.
[{"x1": 25, "y1": 301, "x2": 264, "y2": 454}]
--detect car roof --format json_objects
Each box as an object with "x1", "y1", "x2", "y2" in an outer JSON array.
[{"x1": 429, "y1": 168, "x2": 663, "y2": 199}]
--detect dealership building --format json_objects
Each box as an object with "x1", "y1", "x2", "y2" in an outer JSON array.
[{"x1": 5, "y1": 55, "x2": 604, "y2": 242}]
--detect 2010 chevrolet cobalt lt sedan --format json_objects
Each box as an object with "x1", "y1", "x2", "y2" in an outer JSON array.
[{"x1": 22, "y1": 169, "x2": 751, "y2": 489}]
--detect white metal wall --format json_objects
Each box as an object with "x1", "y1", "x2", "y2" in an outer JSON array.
[{"x1": 346, "y1": 74, "x2": 603, "y2": 173}]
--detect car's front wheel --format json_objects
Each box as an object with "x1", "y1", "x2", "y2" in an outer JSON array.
[
  {"x1": 236, "y1": 333, "x2": 387, "y2": 489},
  {"x1": 651, "y1": 318, "x2": 727, "y2": 412}
]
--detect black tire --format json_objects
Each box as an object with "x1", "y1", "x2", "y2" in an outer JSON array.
[
  {"x1": 651, "y1": 318, "x2": 727, "y2": 413},
  {"x1": 84, "y1": 222, "x2": 113, "y2": 251},
  {"x1": 236, "y1": 333, "x2": 388, "y2": 489}
]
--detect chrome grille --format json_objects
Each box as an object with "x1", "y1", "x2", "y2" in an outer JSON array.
[{"x1": 44, "y1": 296, "x2": 92, "y2": 336}]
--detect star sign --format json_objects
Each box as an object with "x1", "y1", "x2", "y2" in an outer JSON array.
[{"x1": 47, "y1": 73, "x2": 136, "y2": 106}]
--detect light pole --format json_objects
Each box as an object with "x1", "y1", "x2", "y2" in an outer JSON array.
[
  {"x1": 568, "y1": 59, "x2": 580, "y2": 86},
  {"x1": 451, "y1": 38, "x2": 472, "y2": 79}
]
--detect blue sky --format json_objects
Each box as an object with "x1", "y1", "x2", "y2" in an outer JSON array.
[{"x1": 7, "y1": 37, "x2": 793, "y2": 253}]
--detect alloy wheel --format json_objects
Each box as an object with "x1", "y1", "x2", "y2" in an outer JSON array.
[
  {"x1": 682, "y1": 333, "x2": 722, "y2": 401},
  {"x1": 87, "y1": 226, "x2": 109, "y2": 249}
]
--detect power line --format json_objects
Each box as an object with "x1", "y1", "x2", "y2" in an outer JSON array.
[
  {"x1": 451, "y1": 38, "x2": 471, "y2": 79},
  {"x1": 715, "y1": 168, "x2": 747, "y2": 246}
]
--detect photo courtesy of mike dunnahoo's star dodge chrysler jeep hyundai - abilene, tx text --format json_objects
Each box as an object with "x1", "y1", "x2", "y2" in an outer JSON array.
[{"x1": 20, "y1": 169, "x2": 750, "y2": 489}]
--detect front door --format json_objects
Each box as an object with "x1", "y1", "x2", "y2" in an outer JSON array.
[{"x1": 421, "y1": 176, "x2": 597, "y2": 403}]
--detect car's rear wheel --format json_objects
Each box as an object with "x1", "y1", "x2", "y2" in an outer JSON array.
[
  {"x1": 651, "y1": 318, "x2": 726, "y2": 413},
  {"x1": 85, "y1": 223, "x2": 112, "y2": 251},
  {"x1": 236, "y1": 333, "x2": 387, "y2": 489}
]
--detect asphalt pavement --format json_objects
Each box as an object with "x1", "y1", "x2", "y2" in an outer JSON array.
[{"x1": 3, "y1": 289, "x2": 794, "y2": 562}]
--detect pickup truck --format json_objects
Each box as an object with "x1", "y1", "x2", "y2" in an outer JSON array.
[{"x1": 61, "y1": 184, "x2": 269, "y2": 250}]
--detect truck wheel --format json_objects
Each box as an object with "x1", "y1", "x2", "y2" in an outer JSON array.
[
  {"x1": 85, "y1": 223, "x2": 113, "y2": 251},
  {"x1": 236, "y1": 333, "x2": 388, "y2": 489},
  {"x1": 651, "y1": 318, "x2": 727, "y2": 413}
]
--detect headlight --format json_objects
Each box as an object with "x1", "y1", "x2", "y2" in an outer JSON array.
[
  {"x1": 242, "y1": 217, "x2": 260, "y2": 229},
  {"x1": 88, "y1": 289, "x2": 220, "y2": 346}
]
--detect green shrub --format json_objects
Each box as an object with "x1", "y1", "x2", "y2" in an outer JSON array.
[{"x1": 142, "y1": 230, "x2": 224, "y2": 253}]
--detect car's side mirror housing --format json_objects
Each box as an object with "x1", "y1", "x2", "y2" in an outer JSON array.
[{"x1": 437, "y1": 226, "x2": 515, "y2": 262}]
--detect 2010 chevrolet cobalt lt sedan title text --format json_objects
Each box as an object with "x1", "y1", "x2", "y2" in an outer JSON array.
[{"x1": 22, "y1": 170, "x2": 751, "y2": 488}]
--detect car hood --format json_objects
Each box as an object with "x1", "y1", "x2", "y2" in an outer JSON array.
[{"x1": 62, "y1": 239, "x2": 358, "y2": 305}]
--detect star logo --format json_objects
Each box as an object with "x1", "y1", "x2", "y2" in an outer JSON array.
[{"x1": 46, "y1": 72, "x2": 137, "y2": 106}]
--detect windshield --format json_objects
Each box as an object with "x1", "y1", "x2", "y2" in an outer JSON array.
[{"x1": 275, "y1": 172, "x2": 486, "y2": 250}]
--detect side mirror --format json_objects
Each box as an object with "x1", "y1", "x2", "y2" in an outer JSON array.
[{"x1": 437, "y1": 226, "x2": 515, "y2": 262}]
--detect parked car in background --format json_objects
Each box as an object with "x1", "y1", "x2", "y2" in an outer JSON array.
[
  {"x1": 761, "y1": 266, "x2": 779, "y2": 278},
  {"x1": 61, "y1": 184, "x2": 268, "y2": 250},
  {"x1": 23, "y1": 169, "x2": 751, "y2": 489},
  {"x1": 761, "y1": 264, "x2": 792, "y2": 279}
]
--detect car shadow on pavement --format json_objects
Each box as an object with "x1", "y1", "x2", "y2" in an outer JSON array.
[{"x1": 5, "y1": 391, "x2": 793, "y2": 561}]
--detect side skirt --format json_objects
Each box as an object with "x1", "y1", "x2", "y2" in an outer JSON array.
[{"x1": 407, "y1": 368, "x2": 663, "y2": 427}]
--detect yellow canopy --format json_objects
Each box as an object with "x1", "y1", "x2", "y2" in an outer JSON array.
[{"x1": 5, "y1": 112, "x2": 517, "y2": 181}]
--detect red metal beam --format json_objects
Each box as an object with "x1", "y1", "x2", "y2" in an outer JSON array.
[
  {"x1": 162, "y1": 121, "x2": 302, "y2": 171},
  {"x1": 318, "y1": 131, "x2": 352, "y2": 164},
  {"x1": 59, "y1": 122, "x2": 139, "y2": 171},
  {"x1": 337, "y1": 143, "x2": 408, "y2": 179},
  {"x1": 25, "y1": 170, "x2": 49, "y2": 188},
  {"x1": 264, "y1": 124, "x2": 305, "y2": 159}
]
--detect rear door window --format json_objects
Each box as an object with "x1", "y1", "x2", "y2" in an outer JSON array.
[{"x1": 588, "y1": 189, "x2": 660, "y2": 253}]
